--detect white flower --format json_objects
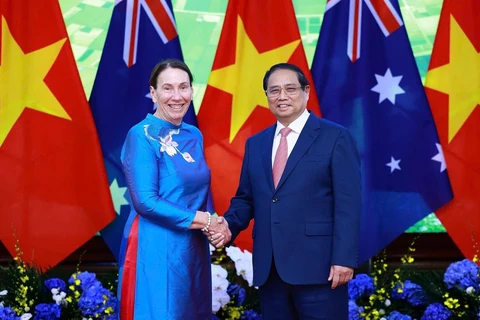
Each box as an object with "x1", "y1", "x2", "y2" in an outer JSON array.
[
  {"x1": 226, "y1": 246, "x2": 255, "y2": 286},
  {"x1": 212, "y1": 275, "x2": 229, "y2": 291},
  {"x1": 380, "y1": 317, "x2": 387, "y2": 320},
  {"x1": 379, "y1": 309, "x2": 385, "y2": 315},
  {"x1": 384, "y1": 299, "x2": 391, "y2": 307},
  {"x1": 225, "y1": 246, "x2": 244, "y2": 262},
  {"x1": 212, "y1": 289, "x2": 230, "y2": 313},
  {"x1": 20, "y1": 314, "x2": 32, "y2": 320},
  {"x1": 0, "y1": 289, "x2": 7, "y2": 308},
  {"x1": 51, "y1": 288, "x2": 59, "y2": 295},
  {"x1": 211, "y1": 263, "x2": 231, "y2": 312},
  {"x1": 211, "y1": 264, "x2": 229, "y2": 291},
  {"x1": 52, "y1": 290, "x2": 68, "y2": 306},
  {"x1": 466, "y1": 286, "x2": 475, "y2": 294},
  {"x1": 235, "y1": 257, "x2": 254, "y2": 286},
  {"x1": 211, "y1": 264, "x2": 228, "y2": 279}
]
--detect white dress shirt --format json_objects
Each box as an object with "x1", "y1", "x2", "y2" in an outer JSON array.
[{"x1": 271, "y1": 109, "x2": 310, "y2": 166}]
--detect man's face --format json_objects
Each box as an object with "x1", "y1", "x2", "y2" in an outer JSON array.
[{"x1": 266, "y1": 69, "x2": 309, "y2": 126}]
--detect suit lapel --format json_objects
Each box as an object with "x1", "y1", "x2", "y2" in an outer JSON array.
[
  {"x1": 275, "y1": 114, "x2": 321, "y2": 192},
  {"x1": 261, "y1": 125, "x2": 276, "y2": 193}
]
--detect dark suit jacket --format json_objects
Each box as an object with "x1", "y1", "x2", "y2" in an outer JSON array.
[{"x1": 224, "y1": 112, "x2": 361, "y2": 287}]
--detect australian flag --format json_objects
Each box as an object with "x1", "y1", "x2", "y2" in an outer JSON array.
[
  {"x1": 89, "y1": 0, "x2": 196, "y2": 259},
  {"x1": 311, "y1": 0, "x2": 453, "y2": 264}
]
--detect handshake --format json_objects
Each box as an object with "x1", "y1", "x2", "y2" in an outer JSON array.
[{"x1": 201, "y1": 213, "x2": 232, "y2": 248}]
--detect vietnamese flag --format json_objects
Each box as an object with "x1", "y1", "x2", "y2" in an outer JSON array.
[
  {"x1": 197, "y1": 0, "x2": 320, "y2": 251},
  {"x1": 0, "y1": 0, "x2": 115, "y2": 269},
  {"x1": 425, "y1": 0, "x2": 480, "y2": 260}
]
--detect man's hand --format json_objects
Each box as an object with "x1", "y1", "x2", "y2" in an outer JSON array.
[
  {"x1": 328, "y1": 265, "x2": 354, "y2": 289},
  {"x1": 204, "y1": 216, "x2": 231, "y2": 248}
]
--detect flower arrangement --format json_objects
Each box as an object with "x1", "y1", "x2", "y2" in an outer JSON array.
[
  {"x1": 210, "y1": 245, "x2": 262, "y2": 320},
  {"x1": 2, "y1": 238, "x2": 479, "y2": 320},
  {"x1": 0, "y1": 240, "x2": 118, "y2": 320},
  {"x1": 348, "y1": 238, "x2": 480, "y2": 320},
  {"x1": 0, "y1": 240, "x2": 260, "y2": 320}
]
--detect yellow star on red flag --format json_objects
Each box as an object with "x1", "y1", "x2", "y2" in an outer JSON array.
[
  {"x1": 0, "y1": 1, "x2": 115, "y2": 270},
  {"x1": 0, "y1": 16, "x2": 71, "y2": 147},
  {"x1": 425, "y1": 0, "x2": 480, "y2": 262},
  {"x1": 208, "y1": 16, "x2": 299, "y2": 143},
  {"x1": 425, "y1": 15, "x2": 480, "y2": 143}
]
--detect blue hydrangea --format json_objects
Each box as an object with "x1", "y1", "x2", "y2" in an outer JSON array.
[
  {"x1": 34, "y1": 303, "x2": 61, "y2": 320},
  {"x1": 237, "y1": 287, "x2": 246, "y2": 306},
  {"x1": 0, "y1": 306, "x2": 20, "y2": 320},
  {"x1": 348, "y1": 274, "x2": 375, "y2": 300},
  {"x1": 227, "y1": 283, "x2": 240, "y2": 296},
  {"x1": 67, "y1": 271, "x2": 118, "y2": 318},
  {"x1": 443, "y1": 259, "x2": 479, "y2": 290},
  {"x1": 241, "y1": 309, "x2": 262, "y2": 320},
  {"x1": 392, "y1": 280, "x2": 426, "y2": 306},
  {"x1": 70, "y1": 271, "x2": 97, "y2": 291},
  {"x1": 44, "y1": 278, "x2": 66, "y2": 292},
  {"x1": 78, "y1": 282, "x2": 118, "y2": 317},
  {"x1": 227, "y1": 284, "x2": 246, "y2": 306},
  {"x1": 78, "y1": 283, "x2": 108, "y2": 315},
  {"x1": 348, "y1": 299, "x2": 364, "y2": 320},
  {"x1": 103, "y1": 291, "x2": 118, "y2": 316},
  {"x1": 388, "y1": 310, "x2": 412, "y2": 320},
  {"x1": 421, "y1": 303, "x2": 451, "y2": 320}
]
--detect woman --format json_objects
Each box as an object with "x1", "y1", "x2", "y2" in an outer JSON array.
[{"x1": 117, "y1": 59, "x2": 226, "y2": 319}]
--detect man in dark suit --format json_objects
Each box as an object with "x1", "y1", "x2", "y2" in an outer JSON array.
[{"x1": 212, "y1": 63, "x2": 361, "y2": 319}]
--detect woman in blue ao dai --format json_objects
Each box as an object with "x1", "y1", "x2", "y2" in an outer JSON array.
[{"x1": 117, "y1": 59, "x2": 228, "y2": 319}]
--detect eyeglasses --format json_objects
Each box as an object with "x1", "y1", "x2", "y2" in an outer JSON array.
[{"x1": 265, "y1": 85, "x2": 303, "y2": 98}]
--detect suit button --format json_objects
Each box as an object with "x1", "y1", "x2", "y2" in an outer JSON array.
[{"x1": 272, "y1": 198, "x2": 278, "y2": 203}]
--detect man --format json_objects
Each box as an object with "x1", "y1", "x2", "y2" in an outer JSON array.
[{"x1": 212, "y1": 63, "x2": 361, "y2": 319}]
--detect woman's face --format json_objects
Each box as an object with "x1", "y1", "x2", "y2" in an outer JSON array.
[{"x1": 150, "y1": 67, "x2": 192, "y2": 126}]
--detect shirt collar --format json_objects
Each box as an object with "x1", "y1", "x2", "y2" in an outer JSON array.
[{"x1": 274, "y1": 109, "x2": 310, "y2": 137}]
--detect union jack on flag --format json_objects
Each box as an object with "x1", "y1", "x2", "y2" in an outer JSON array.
[
  {"x1": 326, "y1": 0, "x2": 403, "y2": 62},
  {"x1": 122, "y1": 0, "x2": 177, "y2": 66}
]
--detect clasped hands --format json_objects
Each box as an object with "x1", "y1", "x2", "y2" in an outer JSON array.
[{"x1": 204, "y1": 216, "x2": 231, "y2": 248}]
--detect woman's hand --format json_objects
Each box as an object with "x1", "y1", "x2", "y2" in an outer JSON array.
[{"x1": 205, "y1": 216, "x2": 231, "y2": 248}]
